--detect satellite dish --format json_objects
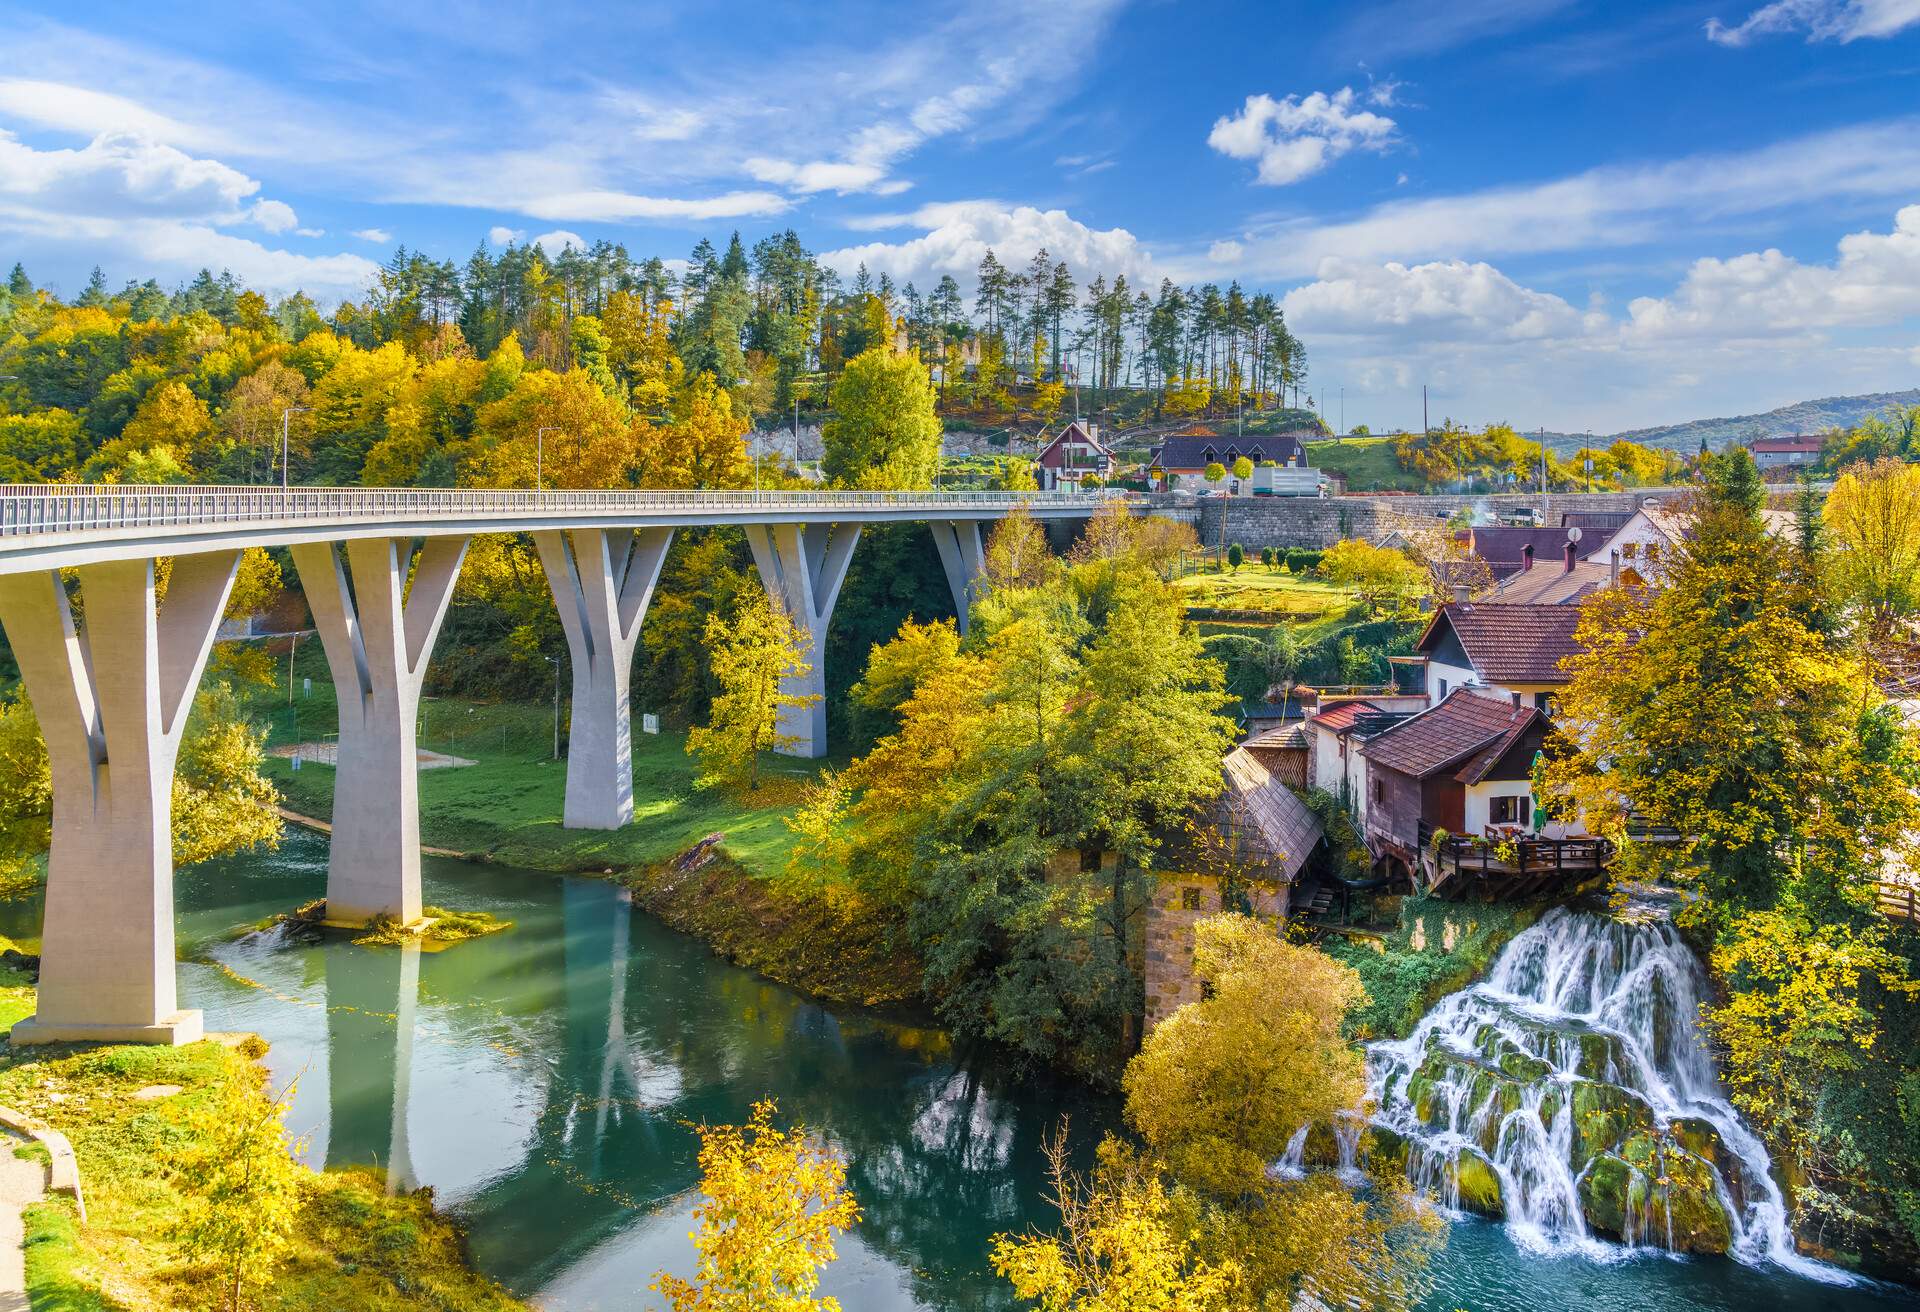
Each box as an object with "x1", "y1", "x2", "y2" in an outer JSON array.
[{"x1": 1566, "y1": 526, "x2": 1584, "y2": 543}]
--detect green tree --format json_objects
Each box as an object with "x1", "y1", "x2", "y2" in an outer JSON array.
[
  {"x1": 653, "y1": 1099, "x2": 860, "y2": 1312},
  {"x1": 1226, "y1": 543, "x2": 1243, "y2": 572},
  {"x1": 164, "y1": 1073, "x2": 307, "y2": 1311},
  {"x1": 1231, "y1": 456, "x2": 1253, "y2": 482},
  {"x1": 1202, "y1": 461, "x2": 1226, "y2": 484},
  {"x1": 687, "y1": 587, "x2": 818, "y2": 791},
  {"x1": 821, "y1": 347, "x2": 942, "y2": 489}
]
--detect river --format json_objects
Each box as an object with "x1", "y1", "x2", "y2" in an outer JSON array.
[{"x1": 7, "y1": 831, "x2": 1914, "y2": 1310}]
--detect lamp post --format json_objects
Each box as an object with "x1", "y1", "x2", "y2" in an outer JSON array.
[
  {"x1": 535, "y1": 427, "x2": 559, "y2": 491},
  {"x1": 280, "y1": 406, "x2": 309, "y2": 490},
  {"x1": 545, "y1": 655, "x2": 562, "y2": 761}
]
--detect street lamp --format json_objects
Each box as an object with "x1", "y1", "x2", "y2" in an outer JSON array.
[
  {"x1": 535, "y1": 427, "x2": 560, "y2": 491},
  {"x1": 545, "y1": 655, "x2": 562, "y2": 761},
  {"x1": 280, "y1": 406, "x2": 309, "y2": 490}
]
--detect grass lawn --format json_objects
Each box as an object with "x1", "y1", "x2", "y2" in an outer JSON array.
[
  {"x1": 1306, "y1": 436, "x2": 1423, "y2": 492},
  {"x1": 0, "y1": 1018, "x2": 528, "y2": 1311},
  {"x1": 247, "y1": 649, "x2": 830, "y2": 880},
  {"x1": 1171, "y1": 568, "x2": 1359, "y2": 640}
]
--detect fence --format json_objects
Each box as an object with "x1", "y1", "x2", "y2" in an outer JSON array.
[{"x1": 0, "y1": 484, "x2": 1099, "y2": 538}]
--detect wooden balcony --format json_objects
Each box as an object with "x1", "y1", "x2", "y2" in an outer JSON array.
[{"x1": 1426, "y1": 831, "x2": 1614, "y2": 901}]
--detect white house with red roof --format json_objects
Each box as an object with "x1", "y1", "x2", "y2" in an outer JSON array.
[{"x1": 1033, "y1": 420, "x2": 1114, "y2": 490}]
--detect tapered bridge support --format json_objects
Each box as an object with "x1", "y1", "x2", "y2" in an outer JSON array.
[
  {"x1": 534, "y1": 527, "x2": 673, "y2": 830},
  {"x1": 928, "y1": 520, "x2": 986, "y2": 635},
  {"x1": 0, "y1": 552, "x2": 239, "y2": 1045},
  {"x1": 291, "y1": 536, "x2": 467, "y2": 926},
  {"x1": 744, "y1": 522, "x2": 861, "y2": 758}
]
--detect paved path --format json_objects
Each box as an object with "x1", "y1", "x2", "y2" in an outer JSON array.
[{"x1": 0, "y1": 1125, "x2": 45, "y2": 1309}]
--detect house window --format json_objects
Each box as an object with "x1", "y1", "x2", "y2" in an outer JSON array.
[
  {"x1": 1490, "y1": 795, "x2": 1532, "y2": 826},
  {"x1": 1537, "y1": 692, "x2": 1555, "y2": 718},
  {"x1": 1371, "y1": 778, "x2": 1384, "y2": 804},
  {"x1": 1438, "y1": 678, "x2": 1449, "y2": 700},
  {"x1": 1079, "y1": 848, "x2": 1102, "y2": 873}
]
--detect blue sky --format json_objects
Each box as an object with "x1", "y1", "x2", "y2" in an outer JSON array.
[{"x1": 1, "y1": 0, "x2": 1917, "y2": 431}]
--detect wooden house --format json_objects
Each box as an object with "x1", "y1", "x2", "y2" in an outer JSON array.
[{"x1": 1034, "y1": 420, "x2": 1114, "y2": 490}]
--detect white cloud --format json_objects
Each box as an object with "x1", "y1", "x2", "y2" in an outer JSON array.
[
  {"x1": 517, "y1": 189, "x2": 790, "y2": 221},
  {"x1": 822, "y1": 200, "x2": 1155, "y2": 291},
  {"x1": 1625, "y1": 204, "x2": 1920, "y2": 338},
  {"x1": 1208, "y1": 239, "x2": 1244, "y2": 263},
  {"x1": 1706, "y1": 0, "x2": 1920, "y2": 45},
  {"x1": 487, "y1": 224, "x2": 524, "y2": 245},
  {"x1": 0, "y1": 129, "x2": 260, "y2": 222},
  {"x1": 249, "y1": 198, "x2": 297, "y2": 232},
  {"x1": 1284, "y1": 258, "x2": 1595, "y2": 341},
  {"x1": 0, "y1": 79, "x2": 228, "y2": 152},
  {"x1": 534, "y1": 229, "x2": 586, "y2": 257},
  {"x1": 1202, "y1": 118, "x2": 1920, "y2": 280},
  {"x1": 744, "y1": 158, "x2": 888, "y2": 195},
  {"x1": 1207, "y1": 89, "x2": 1397, "y2": 186},
  {"x1": 352, "y1": 227, "x2": 392, "y2": 243},
  {"x1": 295, "y1": 227, "x2": 325, "y2": 237}
]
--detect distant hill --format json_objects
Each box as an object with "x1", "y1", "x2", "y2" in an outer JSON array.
[{"x1": 1539, "y1": 390, "x2": 1920, "y2": 454}]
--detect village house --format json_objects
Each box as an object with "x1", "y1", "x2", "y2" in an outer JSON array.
[
  {"x1": 1412, "y1": 601, "x2": 1584, "y2": 714},
  {"x1": 1143, "y1": 743, "x2": 1324, "y2": 1028},
  {"x1": 1146, "y1": 430, "x2": 1317, "y2": 494},
  {"x1": 1301, "y1": 693, "x2": 1426, "y2": 828},
  {"x1": 1583, "y1": 500, "x2": 1795, "y2": 578},
  {"x1": 1358, "y1": 689, "x2": 1609, "y2": 898},
  {"x1": 1033, "y1": 419, "x2": 1115, "y2": 491},
  {"x1": 1452, "y1": 525, "x2": 1588, "y2": 581},
  {"x1": 1746, "y1": 434, "x2": 1823, "y2": 471}
]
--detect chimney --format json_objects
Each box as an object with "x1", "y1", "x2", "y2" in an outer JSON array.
[
  {"x1": 1452, "y1": 584, "x2": 1469, "y2": 606},
  {"x1": 1610, "y1": 549, "x2": 1620, "y2": 586},
  {"x1": 1521, "y1": 543, "x2": 1535, "y2": 572},
  {"x1": 1563, "y1": 539, "x2": 1577, "y2": 573}
]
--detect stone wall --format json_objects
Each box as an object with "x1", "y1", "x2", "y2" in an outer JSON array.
[
  {"x1": 1189, "y1": 498, "x2": 1431, "y2": 550},
  {"x1": 1143, "y1": 875, "x2": 1289, "y2": 1031}
]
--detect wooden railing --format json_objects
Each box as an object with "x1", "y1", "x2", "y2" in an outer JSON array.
[
  {"x1": 1878, "y1": 882, "x2": 1920, "y2": 926},
  {"x1": 1434, "y1": 832, "x2": 1615, "y2": 878}
]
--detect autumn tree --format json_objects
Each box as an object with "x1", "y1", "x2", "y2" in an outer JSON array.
[
  {"x1": 465, "y1": 366, "x2": 636, "y2": 489},
  {"x1": 165, "y1": 1073, "x2": 307, "y2": 1311},
  {"x1": 1316, "y1": 538, "x2": 1427, "y2": 610},
  {"x1": 652, "y1": 1099, "x2": 860, "y2": 1312},
  {"x1": 1824, "y1": 456, "x2": 1920, "y2": 631},
  {"x1": 992, "y1": 1133, "x2": 1240, "y2": 1312},
  {"x1": 687, "y1": 588, "x2": 817, "y2": 791},
  {"x1": 821, "y1": 347, "x2": 941, "y2": 489}
]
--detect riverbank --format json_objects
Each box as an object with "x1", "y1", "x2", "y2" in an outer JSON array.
[
  {"x1": 626, "y1": 854, "x2": 921, "y2": 1008},
  {"x1": 0, "y1": 956, "x2": 528, "y2": 1310}
]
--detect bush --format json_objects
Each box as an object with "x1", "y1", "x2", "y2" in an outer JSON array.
[
  {"x1": 1227, "y1": 543, "x2": 1244, "y2": 571},
  {"x1": 1260, "y1": 547, "x2": 1275, "y2": 570}
]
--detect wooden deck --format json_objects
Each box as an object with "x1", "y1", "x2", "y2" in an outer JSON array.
[{"x1": 1425, "y1": 833, "x2": 1614, "y2": 901}]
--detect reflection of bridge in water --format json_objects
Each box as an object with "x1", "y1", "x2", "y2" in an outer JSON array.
[
  {"x1": 302, "y1": 865, "x2": 1112, "y2": 1304},
  {"x1": 0, "y1": 484, "x2": 1096, "y2": 1047}
]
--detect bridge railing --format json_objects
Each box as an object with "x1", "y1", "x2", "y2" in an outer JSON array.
[{"x1": 0, "y1": 484, "x2": 1099, "y2": 538}]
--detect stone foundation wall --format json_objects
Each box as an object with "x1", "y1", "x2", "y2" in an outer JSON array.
[{"x1": 1143, "y1": 875, "x2": 1290, "y2": 1030}]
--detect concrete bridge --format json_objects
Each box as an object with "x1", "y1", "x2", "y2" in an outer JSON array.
[{"x1": 0, "y1": 484, "x2": 1098, "y2": 1047}]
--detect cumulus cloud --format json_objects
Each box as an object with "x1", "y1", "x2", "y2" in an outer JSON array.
[
  {"x1": 352, "y1": 228, "x2": 392, "y2": 243},
  {"x1": 1207, "y1": 88, "x2": 1397, "y2": 186},
  {"x1": 1706, "y1": 0, "x2": 1920, "y2": 45},
  {"x1": 1625, "y1": 204, "x2": 1920, "y2": 338},
  {"x1": 487, "y1": 224, "x2": 524, "y2": 245},
  {"x1": 821, "y1": 200, "x2": 1155, "y2": 290},
  {"x1": 0, "y1": 129, "x2": 262, "y2": 222},
  {"x1": 534, "y1": 229, "x2": 586, "y2": 257},
  {"x1": 1208, "y1": 239, "x2": 1245, "y2": 263},
  {"x1": 1283, "y1": 258, "x2": 1594, "y2": 341},
  {"x1": 249, "y1": 198, "x2": 297, "y2": 232}
]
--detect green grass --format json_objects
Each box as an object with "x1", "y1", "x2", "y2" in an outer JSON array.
[
  {"x1": 1321, "y1": 897, "x2": 1545, "y2": 1041},
  {"x1": 1306, "y1": 436, "x2": 1424, "y2": 492},
  {"x1": 0, "y1": 1031, "x2": 530, "y2": 1311},
  {"x1": 1172, "y1": 568, "x2": 1354, "y2": 617},
  {"x1": 250, "y1": 653, "x2": 831, "y2": 880}
]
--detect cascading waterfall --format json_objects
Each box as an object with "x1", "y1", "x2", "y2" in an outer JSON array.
[
  {"x1": 1268, "y1": 1124, "x2": 1310, "y2": 1181},
  {"x1": 1367, "y1": 906, "x2": 1847, "y2": 1283}
]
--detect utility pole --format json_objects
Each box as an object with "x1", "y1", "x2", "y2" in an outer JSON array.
[
  {"x1": 547, "y1": 655, "x2": 561, "y2": 761},
  {"x1": 1422, "y1": 384, "x2": 1429, "y2": 437},
  {"x1": 1339, "y1": 386, "x2": 1344, "y2": 438},
  {"x1": 1584, "y1": 429, "x2": 1593, "y2": 494},
  {"x1": 280, "y1": 406, "x2": 309, "y2": 490}
]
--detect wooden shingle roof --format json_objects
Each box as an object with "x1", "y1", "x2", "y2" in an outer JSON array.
[{"x1": 1417, "y1": 603, "x2": 1585, "y2": 685}]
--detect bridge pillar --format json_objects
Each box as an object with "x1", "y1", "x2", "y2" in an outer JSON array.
[
  {"x1": 291, "y1": 536, "x2": 467, "y2": 926},
  {"x1": 927, "y1": 520, "x2": 986, "y2": 635},
  {"x1": 0, "y1": 552, "x2": 238, "y2": 1045},
  {"x1": 743, "y1": 522, "x2": 861, "y2": 758},
  {"x1": 533, "y1": 527, "x2": 673, "y2": 829}
]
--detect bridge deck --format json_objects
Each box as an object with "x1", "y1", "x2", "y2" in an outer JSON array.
[{"x1": 0, "y1": 484, "x2": 1099, "y2": 574}]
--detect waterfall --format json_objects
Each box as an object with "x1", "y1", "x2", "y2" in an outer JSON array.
[
  {"x1": 1367, "y1": 906, "x2": 1849, "y2": 1283},
  {"x1": 1268, "y1": 1123, "x2": 1310, "y2": 1181}
]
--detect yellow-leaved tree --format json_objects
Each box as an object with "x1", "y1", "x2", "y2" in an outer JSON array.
[
  {"x1": 991, "y1": 1133, "x2": 1240, "y2": 1312},
  {"x1": 652, "y1": 1099, "x2": 860, "y2": 1312},
  {"x1": 1823, "y1": 456, "x2": 1920, "y2": 632},
  {"x1": 687, "y1": 588, "x2": 817, "y2": 792},
  {"x1": 165, "y1": 1073, "x2": 307, "y2": 1311}
]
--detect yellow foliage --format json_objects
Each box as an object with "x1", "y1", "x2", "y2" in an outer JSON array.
[
  {"x1": 687, "y1": 588, "x2": 818, "y2": 792},
  {"x1": 652, "y1": 1099, "x2": 860, "y2": 1312},
  {"x1": 164, "y1": 1073, "x2": 307, "y2": 1310},
  {"x1": 1825, "y1": 456, "x2": 1920, "y2": 626}
]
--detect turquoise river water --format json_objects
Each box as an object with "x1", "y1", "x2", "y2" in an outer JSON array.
[{"x1": 9, "y1": 830, "x2": 1916, "y2": 1310}]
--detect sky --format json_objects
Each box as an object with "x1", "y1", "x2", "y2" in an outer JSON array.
[{"x1": 1, "y1": 0, "x2": 1918, "y2": 433}]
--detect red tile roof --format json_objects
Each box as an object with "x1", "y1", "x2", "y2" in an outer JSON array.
[
  {"x1": 1417, "y1": 603, "x2": 1584, "y2": 685},
  {"x1": 1748, "y1": 436, "x2": 1822, "y2": 453},
  {"x1": 1306, "y1": 700, "x2": 1376, "y2": 734},
  {"x1": 1364, "y1": 690, "x2": 1537, "y2": 779}
]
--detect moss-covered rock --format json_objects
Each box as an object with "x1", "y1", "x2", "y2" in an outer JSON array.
[
  {"x1": 1579, "y1": 1134, "x2": 1732, "y2": 1254},
  {"x1": 1451, "y1": 1149, "x2": 1505, "y2": 1216},
  {"x1": 1568, "y1": 1078, "x2": 1655, "y2": 1170}
]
